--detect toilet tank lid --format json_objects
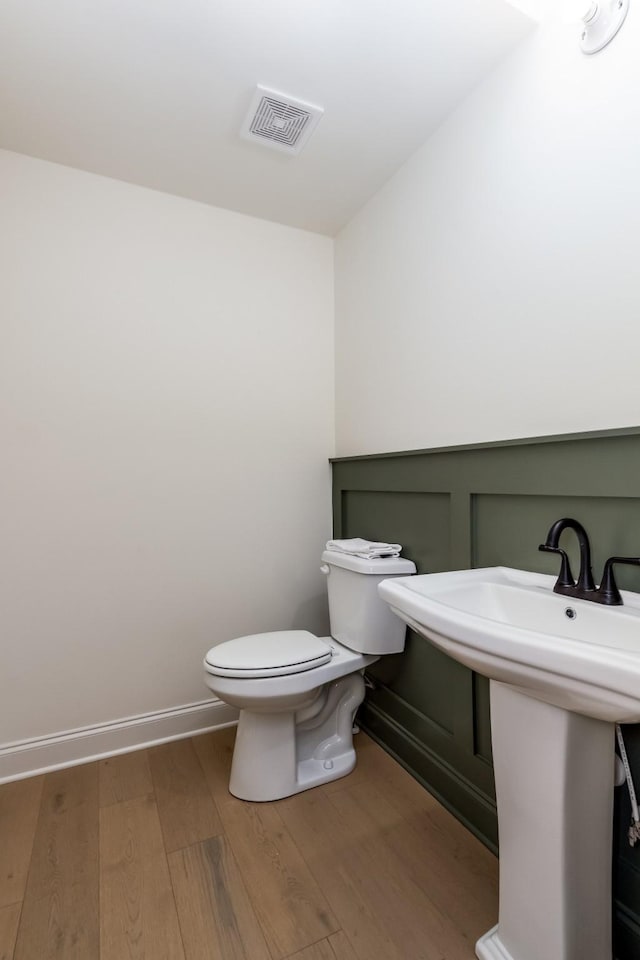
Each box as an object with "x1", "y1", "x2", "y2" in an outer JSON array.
[{"x1": 322, "y1": 550, "x2": 416, "y2": 575}]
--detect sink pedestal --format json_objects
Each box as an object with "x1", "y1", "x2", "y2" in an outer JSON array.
[{"x1": 477, "y1": 681, "x2": 614, "y2": 960}]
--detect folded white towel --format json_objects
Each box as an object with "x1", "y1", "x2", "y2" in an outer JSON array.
[{"x1": 326, "y1": 538, "x2": 402, "y2": 559}]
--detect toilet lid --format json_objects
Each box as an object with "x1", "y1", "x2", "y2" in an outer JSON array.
[{"x1": 204, "y1": 630, "x2": 333, "y2": 678}]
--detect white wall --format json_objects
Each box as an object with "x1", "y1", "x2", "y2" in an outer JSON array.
[
  {"x1": 335, "y1": 11, "x2": 640, "y2": 456},
  {"x1": 0, "y1": 150, "x2": 333, "y2": 746}
]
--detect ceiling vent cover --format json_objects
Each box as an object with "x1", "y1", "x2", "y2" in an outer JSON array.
[{"x1": 241, "y1": 85, "x2": 324, "y2": 155}]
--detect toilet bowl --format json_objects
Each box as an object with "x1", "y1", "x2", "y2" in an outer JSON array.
[{"x1": 203, "y1": 549, "x2": 415, "y2": 801}]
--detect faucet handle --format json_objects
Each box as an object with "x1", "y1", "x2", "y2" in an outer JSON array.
[
  {"x1": 598, "y1": 556, "x2": 640, "y2": 605},
  {"x1": 538, "y1": 544, "x2": 575, "y2": 589}
]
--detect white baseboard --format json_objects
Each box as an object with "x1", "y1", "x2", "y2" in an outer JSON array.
[{"x1": 0, "y1": 698, "x2": 238, "y2": 784}]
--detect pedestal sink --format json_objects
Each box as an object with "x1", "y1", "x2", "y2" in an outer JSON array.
[{"x1": 379, "y1": 567, "x2": 640, "y2": 960}]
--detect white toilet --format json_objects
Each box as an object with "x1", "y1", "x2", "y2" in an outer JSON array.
[{"x1": 203, "y1": 548, "x2": 416, "y2": 801}]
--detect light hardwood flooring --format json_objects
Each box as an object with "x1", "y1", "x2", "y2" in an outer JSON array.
[{"x1": 0, "y1": 728, "x2": 498, "y2": 960}]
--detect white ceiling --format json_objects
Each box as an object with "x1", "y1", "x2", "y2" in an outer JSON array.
[{"x1": 0, "y1": 0, "x2": 533, "y2": 235}]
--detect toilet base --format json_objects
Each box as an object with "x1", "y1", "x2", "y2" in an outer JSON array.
[{"x1": 229, "y1": 672, "x2": 365, "y2": 801}]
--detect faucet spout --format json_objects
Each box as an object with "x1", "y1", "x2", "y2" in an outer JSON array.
[{"x1": 539, "y1": 517, "x2": 596, "y2": 596}]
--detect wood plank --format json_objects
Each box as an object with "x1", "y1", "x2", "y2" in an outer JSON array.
[
  {"x1": 326, "y1": 734, "x2": 496, "y2": 899},
  {"x1": 100, "y1": 794, "x2": 185, "y2": 960},
  {"x1": 219, "y1": 797, "x2": 338, "y2": 959},
  {"x1": 277, "y1": 788, "x2": 406, "y2": 960},
  {"x1": 0, "y1": 903, "x2": 21, "y2": 960},
  {"x1": 0, "y1": 775, "x2": 44, "y2": 906},
  {"x1": 13, "y1": 764, "x2": 99, "y2": 960},
  {"x1": 280, "y1": 779, "x2": 481, "y2": 960},
  {"x1": 330, "y1": 780, "x2": 485, "y2": 959},
  {"x1": 286, "y1": 941, "x2": 336, "y2": 960},
  {"x1": 288, "y1": 931, "x2": 360, "y2": 960},
  {"x1": 319, "y1": 732, "x2": 432, "y2": 799},
  {"x1": 321, "y1": 738, "x2": 496, "y2": 943},
  {"x1": 191, "y1": 728, "x2": 236, "y2": 807},
  {"x1": 331, "y1": 779, "x2": 496, "y2": 953},
  {"x1": 148, "y1": 739, "x2": 223, "y2": 852},
  {"x1": 326, "y1": 931, "x2": 360, "y2": 960},
  {"x1": 99, "y1": 750, "x2": 153, "y2": 807},
  {"x1": 354, "y1": 741, "x2": 497, "y2": 895},
  {"x1": 168, "y1": 836, "x2": 271, "y2": 960}
]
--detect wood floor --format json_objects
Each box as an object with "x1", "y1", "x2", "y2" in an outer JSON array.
[{"x1": 0, "y1": 728, "x2": 498, "y2": 960}]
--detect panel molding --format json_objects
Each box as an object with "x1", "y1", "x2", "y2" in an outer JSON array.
[
  {"x1": 331, "y1": 424, "x2": 640, "y2": 463},
  {"x1": 449, "y1": 491, "x2": 473, "y2": 568}
]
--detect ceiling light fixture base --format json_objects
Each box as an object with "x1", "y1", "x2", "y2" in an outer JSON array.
[{"x1": 580, "y1": 0, "x2": 629, "y2": 53}]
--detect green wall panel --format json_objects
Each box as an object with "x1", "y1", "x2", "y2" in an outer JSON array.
[
  {"x1": 331, "y1": 426, "x2": 640, "y2": 960},
  {"x1": 472, "y1": 674, "x2": 493, "y2": 764},
  {"x1": 341, "y1": 490, "x2": 451, "y2": 571},
  {"x1": 371, "y1": 633, "x2": 459, "y2": 736},
  {"x1": 474, "y1": 493, "x2": 640, "y2": 593}
]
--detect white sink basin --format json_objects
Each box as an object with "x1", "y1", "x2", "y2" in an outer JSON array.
[
  {"x1": 379, "y1": 565, "x2": 640, "y2": 960},
  {"x1": 379, "y1": 566, "x2": 640, "y2": 722}
]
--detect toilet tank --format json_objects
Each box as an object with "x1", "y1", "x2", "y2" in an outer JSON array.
[{"x1": 321, "y1": 549, "x2": 416, "y2": 655}]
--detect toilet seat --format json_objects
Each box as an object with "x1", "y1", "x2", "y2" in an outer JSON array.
[{"x1": 204, "y1": 630, "x2": 333, "y2": 679}]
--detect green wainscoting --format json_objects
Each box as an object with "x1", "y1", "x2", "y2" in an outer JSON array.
[{"x1": 331, "y1": 426, "x2": 640, "y2": 960}]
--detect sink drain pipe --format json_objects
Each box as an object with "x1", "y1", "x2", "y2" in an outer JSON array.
[{"x1": 615, "y1": 723, "x2": 640, "y2": 847}]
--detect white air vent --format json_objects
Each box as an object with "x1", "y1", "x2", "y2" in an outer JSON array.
[{"x1": 240, "y1": 85, "x2": 324, "y2": 156}]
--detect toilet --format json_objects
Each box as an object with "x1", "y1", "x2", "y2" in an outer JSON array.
[{"x1": 203, "y1": 548, "x2": 416, "y2": 801}]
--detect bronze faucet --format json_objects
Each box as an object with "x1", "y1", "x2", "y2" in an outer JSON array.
[{"x1": 539, "y1": 517, "x2": 640, "y2": 606}]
